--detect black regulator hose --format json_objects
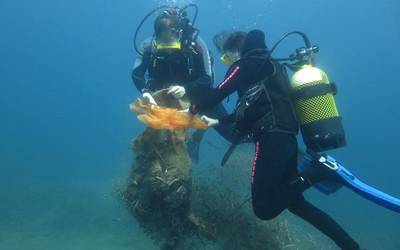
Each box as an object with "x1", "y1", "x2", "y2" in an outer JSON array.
[
  {"x1": 133, "y1": 5, "x2": 168, "y2": 56},
  {"x1": 269, "y1": 31, "x2": 312, "y2": 56},
  {"x1": 180, "y1": 3, "x2": 199, "y2": 26}
]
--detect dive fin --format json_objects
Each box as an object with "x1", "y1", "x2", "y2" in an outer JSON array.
[
  {"x1": 335, "y1": 161, "x2": 400, "y2": 213},
  {"x1": 299, "y1": 152, "x2": 400, "y2": 214}
]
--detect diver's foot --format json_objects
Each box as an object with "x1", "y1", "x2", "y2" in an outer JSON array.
[
  {"x1": 303, "y1": 154, "x2": 342, "y2": 185},
  {"x1": 187, "y1": 140, "x2": 200, "y2": 163}
]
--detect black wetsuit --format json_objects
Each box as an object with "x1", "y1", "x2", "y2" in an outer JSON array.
[
  {"x1": 191, "y1": 30, "x2": 360, "y2": 250},
  {"x1": 132, "y1": 38, "x2": 236, "y2": 143}
]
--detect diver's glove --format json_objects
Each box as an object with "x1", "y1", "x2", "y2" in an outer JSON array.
[
  {"x1": 142, "y1": 92, "x2": 157, "y2": 105},
  {"x1": 201, "y1": 115, "x2": 219, "y2": 127},
  {"x1": 168, "y1": 85, "x2": 186, "y2": 99},
  {"x1": 178, "y1": 108, "x2": 189, "y2": 113}
]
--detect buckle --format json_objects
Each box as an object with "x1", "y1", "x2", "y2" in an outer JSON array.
[{"x1": 318, "y1": 155, "x2": 339, "y2": 171}]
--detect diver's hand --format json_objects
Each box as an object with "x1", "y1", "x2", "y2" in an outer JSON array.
[
  {"x1": 142, "y1": 92, "x2": 157, "y2": 105},
  {"x1": 168, "y1": 85, "x2": 186, "y2": 99},
  {"x1": 178, "y1": 108, "x2": 189, "y2": 113},
  {"x1": 201, "y1": 115, "x2": 219, "y2": 127}
]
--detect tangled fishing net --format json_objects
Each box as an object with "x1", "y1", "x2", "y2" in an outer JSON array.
[{"x1": 130, "y1": 98, "x2": 207, "y2": 130}]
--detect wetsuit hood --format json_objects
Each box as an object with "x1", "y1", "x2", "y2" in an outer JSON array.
[{"x1": 240, "y1": 29, "x2": 268, "y2": 57}]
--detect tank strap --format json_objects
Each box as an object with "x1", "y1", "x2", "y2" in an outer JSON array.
[{"x1": 292, "y1": 82, "x2": 337, "y2": 100}]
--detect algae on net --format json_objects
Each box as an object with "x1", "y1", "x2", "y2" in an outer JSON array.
[{"x1": 124, "y1": 89, "x2": 196, "y2": 248}]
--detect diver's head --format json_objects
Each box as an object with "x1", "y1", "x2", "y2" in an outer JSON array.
[
  {"x1": 154, "y1": 12, "x2": 181, "y2": 45},
  {"x1": 215, "y1": 31, "x2": 247, "y2": 66},
  {"x1": 240, "y1": 29, "x2": 267, "y2": 57}
]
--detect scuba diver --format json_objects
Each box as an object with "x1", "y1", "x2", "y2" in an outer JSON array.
[
  {"x1": 190, "y1": 29, "x2": 367, "y2": 249},
  {"x1": 211, "y1": 30, "x2": 400, "y2": 215},
  {"x1": 132, "y1": 5, "x2": 236, "y2": 162}
]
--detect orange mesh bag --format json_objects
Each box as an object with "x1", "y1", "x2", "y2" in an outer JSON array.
[{"x1": 130, "y1": 98, "x2": 207, "y2": 130}]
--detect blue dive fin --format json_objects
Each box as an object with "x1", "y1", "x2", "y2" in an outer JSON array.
[
  {"x1": 298, "y1": 152, "x2": 343, "y2": 195},
  {"x1": 298, "y1": 152, "x2": 400, "y2": 214}
]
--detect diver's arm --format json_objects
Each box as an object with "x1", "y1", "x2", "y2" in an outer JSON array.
[
  {"x1": 132, "y1": 39, "x2": 154, "y2": 94},
  {"x1": 132, "y1": 45, "x2": 158, "y2": 105},
  {"x1": 132, "y1": 49, "x2": 151, "y2": 94},
  {"x1": 190, "y1": 65, "x2": 242, "y2": 114},
  {"x1": 185, "y1": 74, "x2": 212, "y2": 98},
  {"x1": 219, "y1": 113, "x2": 236, "y2": 124},
  {"x1": 196, "y1": 36, "x2": 213, "y2": 80},
  {"x1": 184, "y1": 47, "x2": 213, "y2": 101}
]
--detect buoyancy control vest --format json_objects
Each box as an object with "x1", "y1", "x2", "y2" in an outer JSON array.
[
  {"x1": 148, "y1": 41, "x2": 195, "y2": 86},
  {"x1": 234, "y1": 56, "x2": 299, "y2": 135},
  {"x1": 147, "y1": 36, "x2": 213, "y2": 90}
]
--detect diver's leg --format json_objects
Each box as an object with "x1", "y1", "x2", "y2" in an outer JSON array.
[
  {"x1": 204, "y1": 103, "x2": 236, "y2": 143},
  {"x1": 251, "y1": 132, "x2": 331, "y2": 219},
  {"x1": 254, "y1": 133, "x2": 346, "y2": 206},
  {"x1": 251, "y1": 132, "x2": 302, "y2": 219},
  {"x1": 289, "y1": 197, "x2": 360, "y2": 250},
  {"x1": 252, "y1": 132, "x2": 360, "y2": 249}
]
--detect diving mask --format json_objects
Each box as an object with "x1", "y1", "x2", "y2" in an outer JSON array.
[
  {"x1": 155, "y1": 27, "x2": 182, "y2": 50},
  {"x1": 155, "y1": 40, "x2": 182, "y2": 50},
  {"x1": 220, "y1": 51, "x2": 240, "y2": 66}
]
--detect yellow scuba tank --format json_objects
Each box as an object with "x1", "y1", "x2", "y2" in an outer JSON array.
[{"x1": 290, "y1": 65, "x2": 346, "y2": 152}]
